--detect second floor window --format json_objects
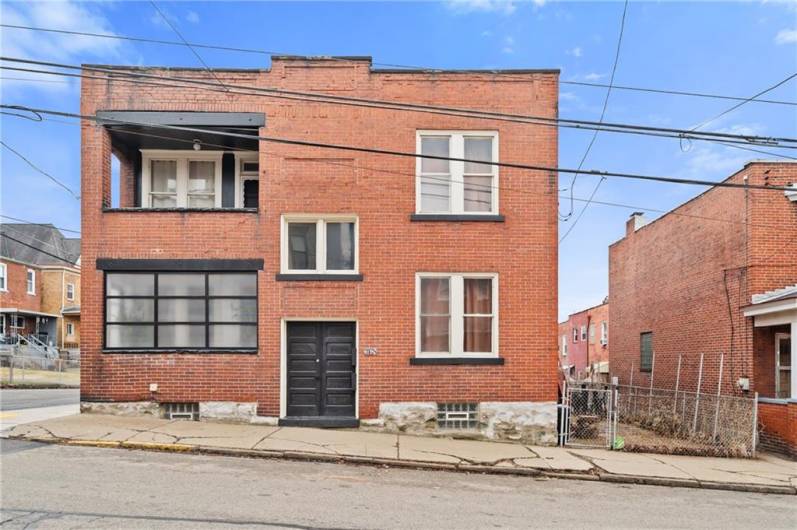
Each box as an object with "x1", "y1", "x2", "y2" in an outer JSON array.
[
  {"x1": 141, "y1": 151, "x2": 222, "y2": 209},
  {"x1": 573, "y1": 327, "x2": 578, "y2": 342},
  {"x1": 417, "y1": 131, "x2": 498, "y2": 215},
  {"x1": 640, "y1": 332, "x2": 653, "y2": 372},
  {"x1": 581, "y1": 325, "x2": 587, "y2": 341},
  {"x1": 281, "y1": 216, "x2": 358, "y2": 275},
  {"x1": 0, "y1": 263, "x2": 6, "y2": 291},
  {"x1": 26, "y1": 269, "x2": 35, "y2": 295},
  {"x1": 66, "y1": 283, "x2": 75, "y2": 301},
  {"x1": 601, "y1": 321, "x2": 608, "y2": 344}
]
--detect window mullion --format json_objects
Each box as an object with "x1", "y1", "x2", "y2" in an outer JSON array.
[
  {"x1": 451, "y1": 275, "x2": 464, "y2": 356},
  {"x1": 177, "y1": 159, "x2": 187, "y2": 208},
  {"x1": 317, "y1": 219, "x2": 326, "y2": 273},
  {"x1": 451, "y1": 135, "x2": 465, "y2": 214}
]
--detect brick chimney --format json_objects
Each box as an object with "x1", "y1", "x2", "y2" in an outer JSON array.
[{"x1": 626, "y1": 212, "x2": 647, "y2": 236}]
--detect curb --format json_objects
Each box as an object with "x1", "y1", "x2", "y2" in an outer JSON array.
[{"x1": 9, "y1": 435, "x2": 796, "y2": 496}]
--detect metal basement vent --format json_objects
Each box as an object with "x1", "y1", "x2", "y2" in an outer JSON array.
[
  {"x1": 163, "y1": 402, "x2": 199, "y2": 421},
  {"x1": 437, "y1": 403, "x2": 478, "y2": 430}
]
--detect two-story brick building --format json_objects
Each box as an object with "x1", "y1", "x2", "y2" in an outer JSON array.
[
  {"x1": 79, "y1": 56, "x2": 560, "y2": 442},
  {"x1": 558, "y1": 300, "x2": 609, "y2": 380},
  {"x1": 0, "y1": 223, "x2": 81, "y2": 353},
  {"x1": 609, "y1": 162, "x2": 797, "y2": 456}
]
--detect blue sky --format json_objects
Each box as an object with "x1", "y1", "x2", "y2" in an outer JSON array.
[{"x1": 1, "y1": 0, "x2": 796, "y2": 320}]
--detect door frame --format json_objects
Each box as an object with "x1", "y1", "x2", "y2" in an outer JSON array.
[
  {"x1": 775, "y1": 332, "x2": 791, "y2": 399},
  {"x1": 280, "y1": 318, "x2": 359, "y2": 419}
]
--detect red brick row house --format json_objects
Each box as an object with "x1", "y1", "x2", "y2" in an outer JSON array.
[
  {"x1": 609, "y1": 162, "x2": 797, "y2": 456},
  {"x1": 557, "y1": 300, "x2": 609, "y2": 380},
  {"x1": 79, "y1": 56, "x2": 560, "y2": 442},
  {"x1": 0, "y1": 224, "x2": 81, "y2": 354}
]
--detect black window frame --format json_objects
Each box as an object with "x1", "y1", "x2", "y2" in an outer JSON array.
[
  {"x1": 103, "y1": 271, "x2": 258, "y2": 352},
  {"x1": 640, "y1": 331, "x2": 653, "y2": 373}
]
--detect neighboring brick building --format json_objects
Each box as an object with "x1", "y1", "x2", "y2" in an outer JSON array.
[
  {"x1": 79, "y1": 56, "x2": 560, "y2": 442},
  {"x1": 0, "y1": 224, "x2": 81, "y2": 353},
  {"x1": 609, "y1": 162, "x2": 797, "y2": 456},
  {"x1": 557, "y1": 300, "x2": 609, "y2": 380}
]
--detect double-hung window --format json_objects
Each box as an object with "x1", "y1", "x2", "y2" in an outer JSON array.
[
  {"x1": 416, "y1": 273, "x2": 498, "y2": 358},
  {"x1": 562, "y1": 335, "x2": 568, "y2": 356},
  {"x1": 580, "y1": 325, "x2": 587, "y2": 341},
  {"x1": 600, "y1": 321, "x2": 608, "y2": 345},
  {"x1": 0, "y1": 263, "x2": 6, "y2": 291},
  {"x1": 416, "y1": 131, "x2": 498, "y2": 215},
  {"x1": 640, "y1": 332, "x2": 653, "y2": 373},
  {"x1": 141, "y1": 151, "x2": 223, "y2": 208},
  {"x1": 104, "y1": 272, "x2": 257, "y2": 350},
  {"x1": 281, "y1": 216, "x2": 358, "y2": 275},
  {"x1": 66, "y1": 283, "x2": 75, "y2": 301},
  {"x1": 573, "y1": 328, "x2": 578, "y2": 343},
  {"x1": 26, "y1": 269, "x2": 35, "y2": 295}
]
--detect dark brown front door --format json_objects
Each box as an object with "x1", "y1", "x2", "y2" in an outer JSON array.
[{"x1": 286, "y1": 322, "x2": 356, "y2": 420}]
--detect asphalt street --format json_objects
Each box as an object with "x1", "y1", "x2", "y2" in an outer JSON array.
[
  {"x1": 0, "y1": 389, "x2": 80, "y2": 411},
  {"x1": 1, "y1": 439, "x2": 795, "y2": 529}
]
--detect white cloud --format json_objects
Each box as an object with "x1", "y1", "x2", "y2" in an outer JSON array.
[
  {"x1": 560, "y1": 91, "x2": 579, "y2": 102},
  {"x1": 775, "y1": 28, "x2": 797, "y2": 44},
  {"x1": 584, "y1": 72, "x2": 606, "y2": 81},
  {"x1": 186, "y1": 10, "x2": 200, "y2": 24},
  {"x1": 445, "y1": 0, "x2": 518, "y2": 15},
  {"x1": 481, "y1": 30, "x2": 493, "y2": 37},
  {"x1": 501, "y1": 35, "x2": 515, "y2": 54},
  {"x1": 0, "y1": 0, "x2": 125, "y2": 93},
  {"x1": 566, "y1": 46, "x2": 582, "y2": 58}
]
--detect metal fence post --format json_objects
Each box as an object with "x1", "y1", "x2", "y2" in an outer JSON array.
[
  {"x1": 712, "y1": 353, "x2": 724, "y2": 439},
  {"x1": 751, "y1": 392, "x2": 759, "y2": 457},
  {"x1": 692, "y1": 353, "x2": 704, "y2": 433}
]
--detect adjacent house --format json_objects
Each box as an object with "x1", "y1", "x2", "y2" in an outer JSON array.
[
  {"x1": 558, "y1": 300, "x2": 609, "y2": 380},
  {"x1": 79, "y1": 56, "x2": 560, "y2": 442},
  {"x1": 0, "y1": 223, "x2": 81, "y2": 354},
  {"x1": 609, "y1": 162, "x2": 797, "y2": 456}
]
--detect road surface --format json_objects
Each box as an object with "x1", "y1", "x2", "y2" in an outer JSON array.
[
  {"x1": 0, "y1": 389, "x2": 80, "y2": 411},
  {"x1": 1, "y1": 440, "x2": 795, "y2": 529}
]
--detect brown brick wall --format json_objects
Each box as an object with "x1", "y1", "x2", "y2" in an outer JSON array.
[
  {"x1": 80, "y1": 58, "x2": 560, "y2": 417},
  {"x1": 0, "y1": 260, "x2": 42, "y2": 313},
  {"x1": 757, "y1": 401, "x2": 797, "y2": 459}
]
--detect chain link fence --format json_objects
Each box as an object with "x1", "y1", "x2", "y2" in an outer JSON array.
[
  {"x1": 0, "y1": 354, "x2": 80, "y2": 387},
  {"x1": 615, "y1": 385, "x2": 757, "y2": 457}
]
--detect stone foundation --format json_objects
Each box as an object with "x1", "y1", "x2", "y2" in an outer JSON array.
[
  {"x1": 81, "y1": 401, "x2": 260, "y2": 424},
  {"x1": 81, "y1": 401, "x2": 160, "y2": 416},
  {"x1": 198, "y1": 402, "x2": 257, "y2": 423},
  {"x1": 372, "y1": 401, "x2": 558, "y2": 444}
]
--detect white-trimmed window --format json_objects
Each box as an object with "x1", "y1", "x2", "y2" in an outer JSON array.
[
  {"x1": 416, "y1": 131, "x2": 498, "y2": 214},
  {"x1": 281, "y1": 215, "x2": 358, "y2": 274},
  {"x1": 141, "y1": 150, "x2": 223, "y2": 208},
  {"x1": 581, "y1": 325, "x2": 587, "y2": 341},
  {"x1": 66, "y1": 283, "x2": 75, "y2": 301},
  {"x1": 416, "y1": 273, "x2": 498, "y2": 358},
  {"x1": 235, "y1": 153, "x2": 260, "y2": 208},
  {"x1": 600, "y1": 321, "x2": 608, "y2": 345},
  {"x1": 562, "y1": 335, "x2": 568, "y2": 356},
  {"x1": 66, "y1": 322, "x2": 75, "y2": 336},
  {"x1": 573, "y1": 327, "x2": 578, "y2": 343},
  {"x1": 26, "y1": 269, "x2": 35, "y2": 295},
  {"x1": 0, "y1": 263, "x2": 6, "y2": 291}
]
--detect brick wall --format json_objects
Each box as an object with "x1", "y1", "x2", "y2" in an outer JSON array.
[
  {"x1": 558, "y1": 302, "x2": 609, "y2": 375},
  {"x1": 609, "y1": 163, "x2": 797, "y2": 396},
  {"x1": 0, "y1": 260, "x2": 42, "y2": 313},
  {"x1": 80, "y1": 58, "x2": 560, "y2": 417},
  {"x1": 757, "y1": 401, "x2": 797, "y2": 459}
]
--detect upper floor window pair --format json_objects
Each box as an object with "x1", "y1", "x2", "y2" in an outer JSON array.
[{"x1": 138, "y1": 131, "x2": 498, "y2": 214}]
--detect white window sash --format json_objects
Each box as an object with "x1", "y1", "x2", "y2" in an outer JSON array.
[
  {"x1": 416, "y1": 273, "x2": 498, "y2": 358},
  {"x1": 0, "y1": 263, "x2": 6, "y2": 291},
  {"x1": 141, "y1": 150, "x2": 223, "y2": 209},
  {"x1": 66, "y1": 283, "x2": 75, "y2": 300},
  {"x1": 234, "y1": 152, "x2": 259, "y2": 208},
  {"x1": 416, "y1": 131, "x2": 498, "y2": 215},
  {"x1": 26, "y1": 269, "x2": 35, "y2": 294},
  {"x1": 281, "y1": 215, "x2": 359, "y2": 275}
]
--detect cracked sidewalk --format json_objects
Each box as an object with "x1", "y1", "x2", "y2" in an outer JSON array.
[{"x1": 4, "y1": 413, "x2": 796, "y2": 495}]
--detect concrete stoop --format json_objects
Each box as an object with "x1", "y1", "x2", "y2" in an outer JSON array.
[{"x1": 5, "y1": 414, "x2": 797, "y2": 496}]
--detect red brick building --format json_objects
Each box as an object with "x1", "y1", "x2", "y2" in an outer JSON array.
[
  {"x1": 558, "y1": 300, "x2": 609, "y2": 380},
  {"x1": 609, "y1": 162, "x2": 797, "y2": 456},
  {"x1": 79, "y1": 56, "x2": 560, "y2": 442}
]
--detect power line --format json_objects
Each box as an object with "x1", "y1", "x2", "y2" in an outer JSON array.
[
  {"x1": 0, "y1": 233, "x2": 77, "y2": 265},
  {"x1": 7, "y1": 103, "x2": 795, "y2": 194},
  {"x1": 691, "y1": 73, "x2": 797, "y2": 131},
  {"x1": 2, "y1": 58, "x2": 795, "y2": 151},
  {"x1": 148, "y1": 1, "x2": 230, "y2": 93},
  {"x1": 36, "y1": 114, "x2": 797, "y2": 233},
  {"x1": 1, "y1": 23, "x2": 795, "y2": 107},
  {"x1": 0, "y1": 214, "x2": 80, "y2": 234},
  {"x1": 0, "y1": 140, "x2": 80, "y2": 200},
  {"x1": 562, "y1": 0, "x2": 628, "y2": 227}
]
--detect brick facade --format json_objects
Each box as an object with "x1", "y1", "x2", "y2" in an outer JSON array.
[
  {"x1": 609, "y1": 162, "x2": 797, "y2": 455},
  {"x1": 558, "y1": 301, "x2": 609, "y2": 377},
  {"x1": 79, "y1": 57, "x2": 560, "y2": 434}
]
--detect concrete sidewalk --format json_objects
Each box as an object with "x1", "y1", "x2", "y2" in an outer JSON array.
[{"x1": 4, "y1": 413, "x2": 796, "y2": 495}]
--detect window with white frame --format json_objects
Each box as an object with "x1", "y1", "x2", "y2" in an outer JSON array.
[
  {"x1": 562, "y1": 335, "x2": 568, "y2": 356},
  {"x1": 66, "y1": 322, "x2": 75, "y2": 336},
  {"x1": 573, "y1": 327, "x2": 578, "y2": 342},
  {"x1": 0, "y1": 263, "x2": 6, "y2": 291},
  {"x1": 281, "y1": 216, "x2": 358, "y2": 274},
  {"x1": 26, "y1": 269, "x2": 35, "y2": 295},
  {"x1": 600, "y1": 321, "x2": 608, "y2": 345},
  {"x1": 581, "y1": 325, "x2": 587, "y2": 341},
  {"x1": 66, "y1": 283, "x2": 75, "y2": 301},
  {"x1": 235, "y1": 153, "x2": 259, "y2": 208},
  {"x1": 416, "y1": 273, "x2": 497, "y2": 357},
  {"x1": 416, "y1": 131, "x2": 498, "y2": 214},
  {"x1": 589, "y1": 323, "x2": 595, "y2": 341},
  {"x1": 141, "y1": 151, "x2": 223, "y2": 208}
]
